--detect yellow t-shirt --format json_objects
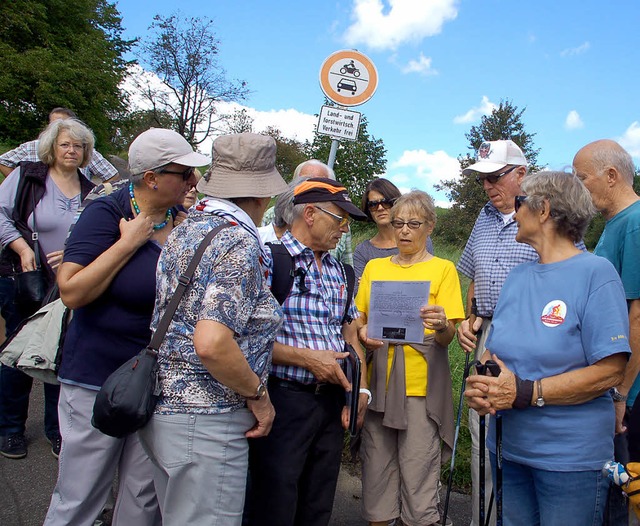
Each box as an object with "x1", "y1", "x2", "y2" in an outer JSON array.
[{"x1": 355, "y1": 256, "x2": 465, "y2": 396}]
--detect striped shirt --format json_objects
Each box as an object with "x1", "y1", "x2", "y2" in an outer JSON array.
[
  {"x1": 270, "y1": 231, "x2": 358, "y2": 384},
  {"x1": 0, "y1": 140, "x2": 117, "y2": 182}
]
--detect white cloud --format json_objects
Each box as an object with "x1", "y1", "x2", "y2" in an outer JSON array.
[
  {"x1": 564, "y1": 110, "x2": 584, "y2": 130},
  {"x1": 402, "y1": 53, "x2": 438, "y2": 75},
  {"x1": 389, "y1": 148, "x2": 460, "y2": 189},
  {"x1": 453, "y1": 96, "x2": 497, "y2": 124},
  {"x1": 343, "y1": 0, "x2": 458, "y2": 51},
  {"x1": 619, "y1": 121, "x2": 640, "y2": 159},
  {"x1": 560, "y1": 41, "x2": 590, "y2": 57}
]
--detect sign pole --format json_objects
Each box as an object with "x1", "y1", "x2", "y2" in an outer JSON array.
[{"x1": 327, "y1": 139, "x2": 339, "y2": 169}]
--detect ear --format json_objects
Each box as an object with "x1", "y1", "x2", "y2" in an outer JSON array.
[
  {"x1": 605, "y1": 167, "x2": 618, "y2": 186},
  {"x1": 515, "y1": 166, "x2": 527, "y2": 186},
  {"x1": 424, "y1": 221, "x2": 435, "y2": 236},
  {"x1": 302, "y1": 204, "x2": 315, "y2": 226},
  {"x1": 142, "y1": 170, "x2": 158, "y2": 190},
  {"x1": 539, "y1": 198, "x2": 552, "y2": 223}
]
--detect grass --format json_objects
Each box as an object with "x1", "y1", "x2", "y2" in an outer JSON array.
[{"x1": 345, "y1": 223, "x2": 473, "y2": 493}]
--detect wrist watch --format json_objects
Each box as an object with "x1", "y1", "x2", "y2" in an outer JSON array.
[
  {"x1": 250, "y1": 383, "x2": 267, "y2": 400},
  {"x1": 610, "y1": 387, "x2": 628, "y2": 403},
  {"x1": 535, "y1": 379, "x2": 545, "y2": 408}
]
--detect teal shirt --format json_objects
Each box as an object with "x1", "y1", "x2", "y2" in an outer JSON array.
[{"x1": 594, "y1": 200, "x2": 640, "y2": 406}]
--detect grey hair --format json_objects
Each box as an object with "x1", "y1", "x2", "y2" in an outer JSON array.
[
  {"x1": 274, "y1": 177, "x2": 311, "y2": 227},
  {"x1": 37, "y1": 118, "x2": 95, "y2": 168},
  {"x1": 293, "y1": 159, "x2": 336, "y2": 181},
  {"x1": 391, "y1": 190, "x2": 437, "y2": 226},
  {"x1": 129, "y1": 163, "x2": 170, "y2": 187},
  {"x1": 521, "y1": 170, "x2": 595, "y2": 242},
  {"x1": 589, "y1": 142, "x2": 636, "y2": 186}
]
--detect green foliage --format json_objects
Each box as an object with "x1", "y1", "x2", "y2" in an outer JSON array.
[
  {"x1": 264, "y1": 127, "x2": 308, "y2": 182},
  {"x1": 435, "y1": 100, "x2": 541, "y2": 246},
  {"x1": 0, "y1": 0, "x2": 133, "y2": 149},
  {"x1": 113, "y1": 108, "x2": 177, "y2": 152},
  {"x1": 305, "y1": 101, "x2": 387, "y2": 202},
  {"x1": 136, "y1": 13, "x2": 249, "y2": 146}
]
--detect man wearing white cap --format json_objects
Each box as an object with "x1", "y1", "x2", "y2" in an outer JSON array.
[{"x1": 456, "y1": 140, "x2": 534, "y2": 526}]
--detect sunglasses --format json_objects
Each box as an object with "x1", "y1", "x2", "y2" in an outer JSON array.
[
  {"x1": 159, "y1": 167, "x2": 196, "y2": 181},
  {"x1": 367, "y1": 198, "x2": 395, "y2": 211},
  {"x1": 475, "y1": 165, "x2": 517, "y2": 185},
  {"x1": 314, "y1": 205, "x2": 352, "y2": 228},
  {"x1": 514, "y1": 195, "x2": 527, "y2": 212},
  {"x1": 390, "y1": 220, "x2": 424, "y2": 230}
]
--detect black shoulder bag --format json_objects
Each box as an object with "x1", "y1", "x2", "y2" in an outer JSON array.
[{"x1": 92, "y1": 222, "x2": 231, "y2": 438}]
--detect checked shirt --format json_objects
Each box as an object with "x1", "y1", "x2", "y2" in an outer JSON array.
[
  {"x1": 270, "y1": 231, "x2": 358, "y2": 385},
  {"x1": 457, "y1": 201, "x2": 538, "y2": 318}
]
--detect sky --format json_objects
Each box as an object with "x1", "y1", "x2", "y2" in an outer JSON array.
[{"x1": 114, "y1": 0, "x2": 640, "y2": 206}]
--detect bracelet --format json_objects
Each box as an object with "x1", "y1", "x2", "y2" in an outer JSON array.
[
  {"x1": 359, "y1": 388, "x2": 372, "y2": 405},
  {"x1": 513, "y1": 376, "x2": 534, "y2": 409},
  {"x1": 610, "y1": 387, "x2": 628, "y2": 403}
]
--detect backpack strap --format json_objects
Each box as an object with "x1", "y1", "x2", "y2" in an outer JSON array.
[
  {"x1": 267, "y1": 241, "x2": 356, "y2": 325},
  {"x1": 266, "y1": 242, "x2": 294, "y2": 306}
]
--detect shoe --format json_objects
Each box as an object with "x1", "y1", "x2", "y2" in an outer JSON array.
[
  {"x1": 48, "y1": 435, "x2": 62, "y2": 459},
  {"x1": 0, "y1": 433, "x2": 27, "y2": 459}
]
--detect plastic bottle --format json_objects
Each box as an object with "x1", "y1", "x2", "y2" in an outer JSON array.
[{"x1": 603, "y1": 460, "x2": 631, "y2": 486}]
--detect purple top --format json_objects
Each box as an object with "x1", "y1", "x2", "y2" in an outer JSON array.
[{"x1": 0, "y1": 167, "x2": 81, "y2": 257}]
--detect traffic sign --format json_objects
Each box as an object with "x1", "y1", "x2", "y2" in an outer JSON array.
[
  {"x1": 317, "y1": 105, "x2": 361, "y2": 141},
  {"x1": 319, "y1": 50, "x2": 378, "y2": 106}
]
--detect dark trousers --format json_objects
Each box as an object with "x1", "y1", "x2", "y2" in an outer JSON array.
[
  {"x1": 246, "y1": 377, "x2": 345, "y2": 526},
  {"x1": 0, "y1": 276, "x2": 60, "y2": 439}
]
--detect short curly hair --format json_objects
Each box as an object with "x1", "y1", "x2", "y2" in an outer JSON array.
[
  {"x1": 520, "y1": 171, "x2": 595, "y2": 242},
  {"x1": 390, "y1": 190, "x2": 437, "y2": 226},
  {"x1": 37, "y1": 118, "x2": 94, "y2": 168}
]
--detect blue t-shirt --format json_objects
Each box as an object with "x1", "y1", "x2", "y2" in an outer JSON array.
[
  {"x1": 485, "y1": 252, "x2": 630, "y2": 471},
  {"x1": 58, "y1": 187, "x2": 164, "y2": 389},
  {"x1": 594, "y1": 200, "x2": 640, "y2": 406}
]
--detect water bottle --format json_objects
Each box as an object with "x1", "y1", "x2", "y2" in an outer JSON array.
[{"x1": 603, "y1": 460, "x2": 630, "y2": 486}]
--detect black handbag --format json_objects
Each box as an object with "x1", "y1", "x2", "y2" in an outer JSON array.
[
  {"x1": 91, "y1": 222, "x2": 231, "y2": 438},
  {"x1": 14, "y1": 192, "x2": 49, "y2": 309}
]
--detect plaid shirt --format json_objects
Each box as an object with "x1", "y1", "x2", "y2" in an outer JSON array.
[
  {"x1": 0, "y1": 140, "x2": 117, "y2": 181},
  {"x1": 457, "y1": 202, "x2": 538, "y2": 318},
  {"x1": 261, "y1": 205, "x2": 354, "y2": 265},
  {"x1": 270, "y1": 231, "x2": 358, "y2": 384}
]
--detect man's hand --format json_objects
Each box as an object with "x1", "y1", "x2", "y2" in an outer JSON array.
[
  {"x1": 457, "y1": 316, "x2": 483, "y2": 354},
  {"x1": 304, "y1": 350, "x2": 351, "y2": 390},
  {"x1": 246, "y1": 393, "x2": 276, "y2": 438},
  {"x1": 615, "y1": 402, "x2": 627, "y2": 435},
  {"x1": 341, "y1": 392, "x2": 369, "y2": 430}
]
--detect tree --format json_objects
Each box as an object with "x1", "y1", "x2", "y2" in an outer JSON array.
[
  {"x1": 264, "y1": 126, "x2": 308, "y2": 181},
  {"x1": 136, "y1": 13, "x2": 249, "y2": 146},
  {"x1": 0, "y1": 0, "x2": 132, "y2": 149},
  {"x1": 435, "y1": 100, "x2": 541, "y2": 245},
  {"x1": 113, "y1": 108, "x2": 177, "y2": 152},
  {"x1": 224, "y1": 108, "x2": 255, "y2": 134},
  {"x1": 305, "y1": 102, "x2": 387, "y2": 202}
]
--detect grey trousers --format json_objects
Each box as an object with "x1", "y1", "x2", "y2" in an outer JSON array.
[
  {"x1": 469, "y1": 319, "x2": 495, "y2": 526},
  {"x1": 44, "y1": 383, "x2": 160, "y2": 526}
]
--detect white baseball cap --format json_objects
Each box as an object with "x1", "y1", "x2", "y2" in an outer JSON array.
[
  {"x1": 128, "y1": 128, "x2": 210, "y2": 175},
  {"x1": 462, "y1": 140, "x2": 528, "y2": 175}
]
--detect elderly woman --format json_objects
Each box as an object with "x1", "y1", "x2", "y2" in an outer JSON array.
[
  {"x1": 465, "y1": 171, "x2": 631, "y2": 525},
  {"x1": 44, "y1": 128, "x2": 205, "y2": 525},
  {"x1": 0, "y1": 118, "x2": 95, "y2": 459},
  {"x1": 354, "y1": 178, "x2": 433, "y2": 282},
  {"x1": 356, "y1": 190, "x2": 465, "y2": 526},
  {"x1": 138, "y1": 133, "x2": 288, "y2": 525}
]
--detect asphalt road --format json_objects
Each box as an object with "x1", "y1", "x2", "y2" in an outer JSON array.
[{"x1": 0, "y1": 381, "x2": 472, "y2": 526}]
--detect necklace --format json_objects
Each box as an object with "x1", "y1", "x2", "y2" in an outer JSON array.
[
  {"x1": 129, "y1": 183, "x2": 172, "y2": 231},
  {"x1": 392, "y1": 254, "x2": 429, "y2": 268}
]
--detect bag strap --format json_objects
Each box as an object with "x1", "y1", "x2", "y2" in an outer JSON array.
[
  {"x1": 30, "y1": 190, "x2": 42, "y2": 270},
  {"x1": 148, "y1": 222, "x2": 232, "y2": 351}
]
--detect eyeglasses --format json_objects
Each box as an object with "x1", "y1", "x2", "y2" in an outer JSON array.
[
  {"x1": 390, "y1": 219, "x2": 424, "y2": 230},
  {"x1": 367, "y1": 198, "x2": 395, "y2": 211},
  {"x1": 514, "y1": 195, "x2": 528, "y2": 212},
  {"x1": 314, "y1": 205, "x2": 352, "y2": 228},
  {"x1": 159, "y1": 167, "x2": 196, "y2": 181},
  {"x1": 57, "y1": 142, "x2": 84, "y2": 152},
  {"x1": 475, "y1": 165, "x2": 518, "y2": 185}
]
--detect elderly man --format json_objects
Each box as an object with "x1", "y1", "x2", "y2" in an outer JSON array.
[
  {"x1": 261, "y1": 159, "x2": 354, "y2": 265},
  {"x1": 246, "y1": 178, "x2": 369, "y2": 526},
  {"x1": 456, "y1": 140, "x2": 536, "y2": 526},
  {"x1": 0, "y1": 107, "x2": 118, "y2": 182},
  {"x1": 573, "y1": 139, "x2": 640, "y2": 526}
]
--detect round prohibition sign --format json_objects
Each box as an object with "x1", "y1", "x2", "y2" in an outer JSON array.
[{"x1": 319, "y1": 50, "x2": 378, "y2": 107}]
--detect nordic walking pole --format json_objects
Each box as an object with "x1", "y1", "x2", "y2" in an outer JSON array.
[{"x1": 442, "y1": 350, "x2": 472, "y2": 524}]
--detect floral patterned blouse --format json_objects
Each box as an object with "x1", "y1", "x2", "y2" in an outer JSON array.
[{"x1": 152, "y1": 211, "x2": 283, "y2": 415}]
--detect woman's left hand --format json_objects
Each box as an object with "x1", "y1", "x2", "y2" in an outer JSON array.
[
  {"x1": 465, "y1": 355, "x2": 517, "y2": 415},
  {"x1": 420, "y1": 304, "x2": 448, "y2": 332},
  {"x1": 357, "y1": 323, "x2": 384, "y2": 350}
]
